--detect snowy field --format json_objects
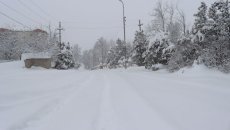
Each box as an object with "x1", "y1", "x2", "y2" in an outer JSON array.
[{"x1": 0, "y1": 61, "x2": 230, "y2": 130}]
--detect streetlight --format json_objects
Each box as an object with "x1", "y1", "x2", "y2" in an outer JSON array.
[{"x1": 118, "y1": 0, "x2": 127, "y2": 69}]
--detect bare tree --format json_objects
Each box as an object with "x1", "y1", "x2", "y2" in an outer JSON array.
[
  {"x1": 72, "y1": 44, "x2": 81, "y2": 65},
  {"x1": 168, "y1": 3, "x2": 175, "y2": 25},
  {"x1": 177, "y1": 8, "x2": 187, "y2": 35},
  {"x1": 94, "y1": 37, "x2": 109, "y2": 65},
  {"x1": 151, "y1": 1, "x2": 168, "y2": 32}
]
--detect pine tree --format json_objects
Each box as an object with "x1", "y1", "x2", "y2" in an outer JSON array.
[
  {"x1": 144, "y1": 34, "x2": 174, "y2": 70},
  {"x1": 132, "y1": 30, "x2": 149, "y2": 66},
  {"x1": 55, "y1": 42, "x2": 75, "y2": 69},
  {"x1": 193, "y1": 2, "x2": 208, "y2": 34},
  {"x1": 201, "y1": 0, "x2": 230, "y2": 72},
  {"x1": 107, "y1": 39, "x2": 126, "y2": 68},
  {"x1": 168, "y1": 37, "x2": 201, "y2": 72},
  {"x1": 107, "y1": 47, "x2": 117, "y2": 68}
]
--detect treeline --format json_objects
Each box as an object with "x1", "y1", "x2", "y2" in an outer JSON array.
[
  {"x1": 1, "y1": 0, "x2": 229, "y2": 72},
  {"x1": 80, "y1": 0, "x2": 230, "y2": 73}
]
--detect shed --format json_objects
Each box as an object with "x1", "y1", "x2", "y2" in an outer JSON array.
[{"x1": 21, "y1": 53, "x2": 52, "y2": 69}]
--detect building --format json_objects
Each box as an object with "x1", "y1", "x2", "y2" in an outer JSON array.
[{"x1": 0, "y1": 28, "x2": 49, "y2": 60}]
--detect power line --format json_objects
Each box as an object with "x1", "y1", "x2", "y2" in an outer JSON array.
[
  {"x1": 0, "y1": 1, "x2": 41, "y2": 24},
  {"x1": 28, "y1": 0, "x2": 57, "y2": 20},
  {"x1": 0, "y1": 11, "x2": 30, "y2": 29},
  {"x1": 17, "y1": 0, "x2": 49, "y2": 23},
  {"x1": 65, "y1": 26, "x2": 121, "y2": 30}
]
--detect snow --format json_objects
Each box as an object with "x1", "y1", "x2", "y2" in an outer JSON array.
[
  {"x1": 21, "y1": 52, "x2": 51, "y2": 61},
  {"x1": 0, "y1": 61, "x2": 230, "y2": 130}
]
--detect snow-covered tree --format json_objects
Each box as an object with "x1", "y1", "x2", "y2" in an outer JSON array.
[
  {"x1": 168, "y1": 37, "x2": 201, "y2": 72},
  {"x1": 72, "y1": 44, "x2": 81, "y2": 69},
  {"x1": 144, "y1": 33, "x2": 174, "y2": 70},
  {"x1": 132, "y1": 30, "x2": 149, "y2": 66},
  {"x1": 93, "y1": 37, "x2": 110, "y2": 67},
  {"x1": 200, "y1": 0, "x2": 230, "y2": 72},
  {"x1": 177, "y1": 9, "x2": 187, "y2": 35},
  {"x1": 193, "y1": 2, "x2": 208, "y2": 34},
  {"x1": 55, "y1": 42, "x2": 75, "y2": 70},
  {"x1": 0, "y1": 31, "x2": 18, "y2": 60},
  {"x1": 167, "y1": 22, "x2": 182, "y2": 43},
  {"x1": 106, "y1": 46, "x2": 117, "y2": 69},
  {"x1": 107, "y1": 39, "x2": 126, "y2": 68},
  {"x1": 147, "y1": 1, "x2": 185, "y2": 44},
  {"x1": 0, "y1": 29, "x2": 55, "y2": 60},
  {"x1": 82, "y1": 50, "x2": 94, "y2": 70}
]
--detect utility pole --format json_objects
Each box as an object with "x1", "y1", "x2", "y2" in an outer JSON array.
[
  {"x1": 118, "y1": 0, "x2": 127, "y2": 69},
  {"x1": 57, "y1": 21, "x2": 64, "y2": 50},
  {"x1": 138, "y1": 20, "x2": 143, "y2": 32},
  {"x1": 48, "y1": 24, "x2": 52, "y2": 40}
]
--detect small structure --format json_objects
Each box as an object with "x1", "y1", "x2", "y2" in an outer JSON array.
[{"x1": 22, "y1": 53, "x2": 52, "y2": 69}]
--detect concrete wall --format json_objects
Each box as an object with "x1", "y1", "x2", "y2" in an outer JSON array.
[{"x1": 24, "y1": 58, "x2": 51, "y2": 69}]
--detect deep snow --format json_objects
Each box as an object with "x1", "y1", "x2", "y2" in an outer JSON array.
[{"x1": 0, "y1": 61, "x2": 230, "y2": 130}]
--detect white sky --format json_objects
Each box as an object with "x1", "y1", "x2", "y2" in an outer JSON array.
[{"x1": 0, "y1": 0, "x2": 216, "y2": 50}]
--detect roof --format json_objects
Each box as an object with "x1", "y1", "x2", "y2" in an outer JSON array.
[
  {"x1": 0, "y1": 28, "x2": 47, "y2": 34},
  {"x1": 0, "y1": 28, "x2": 10, "y2": 32},
  {"x1": 32, "y1": 29, "x2": 48, "y2": 34}
]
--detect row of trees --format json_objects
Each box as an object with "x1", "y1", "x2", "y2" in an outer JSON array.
[
  {"x1": 144, "y1": 0, "x2": 230, "y2": 72},
  {"x1": 80, "y1": 0, "x2": 184, "y2": 70},
  {"x1": 168, "y1": 0, "x2": 230, "y2": 72},
  {"x1": 1, "y1": 0, "x2": 229, "y2": 72},
  {"x1": 80, "y1": 0, "x2": 230, "y2": 73},
  {"x1": 81, "y1": 38, "x2": 132, "y2": 69}
]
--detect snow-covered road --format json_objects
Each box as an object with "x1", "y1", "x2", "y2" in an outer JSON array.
[{"x1": 1, "y1": 61, "x2": 230, "y2": 130}]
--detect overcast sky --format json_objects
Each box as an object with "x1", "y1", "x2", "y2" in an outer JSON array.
[{"x1": 0, "y1": 0, "x2": 216, "y2": 50}]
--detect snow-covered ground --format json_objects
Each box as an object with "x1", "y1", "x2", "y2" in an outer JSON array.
[{"x1": 0, "y1": 61, "x2": 230, "y2": 130}]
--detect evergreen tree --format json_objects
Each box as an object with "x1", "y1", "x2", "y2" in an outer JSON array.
[
  {"x1": 201, "y1": 0, "x2": 230, "y2": 72},
  {"x1": 107, "y1": 47, "x2": 117, "y2": 68},
  {"x1": 107, "y1": 39, "x2": 126, "y2": 68},
  {"x1": 168, "y1": 37, "x2": 201, "y2": 72},
  {"x1": 193, "y1": 2, "x2": 208, "y2": 34},
  {"x1": 132, "y1": 30, "x2": 149, "y2": 66},
  {"x1": 55, "y1": 42, "x2": 75, "y2": 69},
  {"x1": 144, "y1": 34, "x2": 174, "y2": 70}
]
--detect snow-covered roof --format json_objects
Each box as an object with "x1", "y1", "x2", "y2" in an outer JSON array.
[
  {"x1": 21, "y1": 52, "x2": 51, "y2": 60},
  {"x1": 0, "y1": 28, "x2": 10, "y2": 32},
  {"x1": 0, "y1": 28, "x2": 47, "y2": 34}
]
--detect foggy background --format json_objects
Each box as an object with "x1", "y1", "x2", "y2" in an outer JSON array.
[{"x1": 0, "y1": 0, "x2": 216, "y2": 50}]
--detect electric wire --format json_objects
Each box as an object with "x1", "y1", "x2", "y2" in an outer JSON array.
[
  {"x1": 0, "y1": 11, "x2": 30, "y2": 29},
  {"x1": 29, "y1": 0, "x2": 57, "y2": 20},
  {"x1": 0, "y1": 1, "x2": 41, "y2": 24},
  {"x1": 17, "y1": 0, "x2": 49, "y2": 23}
]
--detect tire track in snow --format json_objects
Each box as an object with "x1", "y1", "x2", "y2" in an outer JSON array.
[
  {"x1": 116, "y1": 72, "x2": 186, "y2": 130},
  {"x1": 107, "y1": 72, "x2": 175, "y2": 130},
  {"x1": 21, "y1": 72, "x2": 104, "y2": 130},
  {"x1": 95, "y1": 73, "x2": 126, "y2": 130},
  {"x1": 8, "y1": 72, "x2": 95, "y2": 130},
  {"x1": 0, "y1": 71, "x2": 92, "y2": 109}
]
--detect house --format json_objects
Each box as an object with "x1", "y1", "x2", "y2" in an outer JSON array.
[{"x1": 0, "y1": 28, "x2": 49, "y2": 60}]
